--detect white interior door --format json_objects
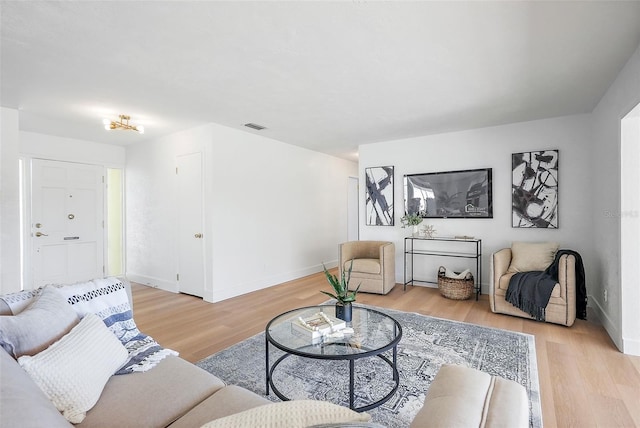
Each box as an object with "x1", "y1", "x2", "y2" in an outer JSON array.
[
  {"x1": 177, "y1": 152, "x2": 205, "y2": 297},
  {"x1": 31, "y1": 159, "x2": 104, "y2": 287}
]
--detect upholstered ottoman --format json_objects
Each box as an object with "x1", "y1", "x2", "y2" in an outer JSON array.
[{"x1": 410, "y1": 364, "x2": 529, "y2": 428}]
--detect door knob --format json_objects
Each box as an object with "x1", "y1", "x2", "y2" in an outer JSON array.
[
  {"x1": 35, "y1": 232, "x2": 48, "y2": 237},
  {"x1": 194, "y1": 233, "x2": 203, "y2": 238}
]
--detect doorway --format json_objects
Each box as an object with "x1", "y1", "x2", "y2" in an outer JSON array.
[
  {"x1": 176, "y1": 152, "x2": 205, "y2": 297},
  {"x1": 620, "y1": 102, "x2": 640, "y2": 355},
  {"x1": 106, "y1": 168, "x2": 124, "y2": 276},
  {"x1": 30, "y1": 159, "x2": 104, "y2": 287},
  {"x1": 348, "y1": 177, "x2": 359, "y2": 241}
]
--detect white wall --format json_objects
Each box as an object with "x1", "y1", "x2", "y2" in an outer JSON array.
[
  {"x1": 359, "y1": 114, "x2": 594, "y2": 295},
  {"x1": 1, "y1": 108, "x2": 21, "y2": 293},
  {"x1": 19, "y1": 131, "x2": 126, "y2": 166},
  {"x1": 592, "y1": 42, "x2": 640, "y2": 355},
  {"x1": 126, "y1": 122, "x2": 357, "y2": 302},
  {"x1": 208, "y1": 124, "x2": 357, "y2": 301}
]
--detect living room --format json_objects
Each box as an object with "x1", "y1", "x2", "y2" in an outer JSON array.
[{"x1": 1, "y1": 1, "x2": 640, "y2": 427}]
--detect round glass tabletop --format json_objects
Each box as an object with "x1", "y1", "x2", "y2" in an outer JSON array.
[{"x1": 266, "y1": 304, "x2": 402, "y2": 359}]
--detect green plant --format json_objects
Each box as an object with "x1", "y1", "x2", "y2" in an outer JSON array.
[
  {"x1": 400, "y1": 213, "x2": 423, "y2": 228},
  {"x1": 321, "y1": 260, "x2": 360, "y2": 304}
]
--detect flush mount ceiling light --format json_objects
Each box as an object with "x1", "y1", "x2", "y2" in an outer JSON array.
[{"x1": 103, "y1": 115, "x2": 144, "y2": 134}]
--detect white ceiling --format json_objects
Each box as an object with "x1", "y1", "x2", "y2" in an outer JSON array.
[{"x1": 2, "y1": 1, "x2": 640, "y2": 161}]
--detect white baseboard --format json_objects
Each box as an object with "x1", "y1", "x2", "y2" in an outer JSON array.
[
  {"x1": 622, "y1": 337, "x2": 640, "y2": 356},
  {"x1": 207, "y1": 261, "x2": 337, "y2": 303},
  {"x1": 588, "y1": 293, "x2": 624, "y2": 352},
  {"x1": 126, "y1": 273, "x2": 178, "y2": 294}
]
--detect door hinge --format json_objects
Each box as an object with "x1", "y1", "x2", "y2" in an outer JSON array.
[
  {"x1": 177, "y1": 273, "x2": 179, "y2": 281},
  {"x1": 176, "y1": 167, "x2": 178, "y2": 175},
  {"x1": 102, "y1": 176, "x2": 105, "y2": 183}
]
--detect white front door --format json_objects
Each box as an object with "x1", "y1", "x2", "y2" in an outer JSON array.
[
  {"x1": 31, "y1": 159, "x2": 104, "y2": 287},
  {"x1": 176, "y1": 152, "x2": 205, "y2": 297}
]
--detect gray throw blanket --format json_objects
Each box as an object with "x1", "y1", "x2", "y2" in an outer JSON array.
[{"x1": 506, "y1": 271, "x2": 557, "y2": 321}]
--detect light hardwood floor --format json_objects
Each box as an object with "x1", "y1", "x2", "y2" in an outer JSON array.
[{"x1": 131, "y1": 274, "x2": 640, "y2": 428}]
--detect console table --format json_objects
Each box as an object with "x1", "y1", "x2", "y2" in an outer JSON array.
[{"x1": 404, "y1": 236, "x2": 482, "y2": 300}]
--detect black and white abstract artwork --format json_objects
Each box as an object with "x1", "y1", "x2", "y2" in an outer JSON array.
[
  {"x1": 365, "y1": 166, "x2": 394, "y2": 226},
  {"x1": 512, "y1": 150, "x2": 559, "y2": 228}
]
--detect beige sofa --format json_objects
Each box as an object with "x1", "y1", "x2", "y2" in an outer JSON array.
[
  {"x1": 339, "y1": 241, "x2": 396, "y2": 294},
  {"x1": 0, "y1": 280, "x2": 275, "y2": 428},
  {"x1": 1, "y1": 279, "x2": 530, "y2": 428},
  {"x1": 1, "y1": 347, "x2": 273, "y2": 428}
]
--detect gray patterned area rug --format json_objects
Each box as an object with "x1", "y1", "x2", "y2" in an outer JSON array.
[{"x1": 196, "y1": 304, "x2": 542, "y2": 428}]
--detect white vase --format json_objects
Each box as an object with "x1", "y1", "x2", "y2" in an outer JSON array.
[{"x1": 412, "y1": 225, "x2": 419, "y2": 235}]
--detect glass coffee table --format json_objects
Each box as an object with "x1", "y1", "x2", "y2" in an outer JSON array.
[{"x1": 265, "y1": 304, "x2": 402, "y2": 412}]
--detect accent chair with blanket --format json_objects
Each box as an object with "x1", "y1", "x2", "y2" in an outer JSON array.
[
  {"x1": 490, "y1": 241, "x2": 587, "y2": 327},
  {"x1": 339, "y1": 240, "x2": 396, "y2": 295}
]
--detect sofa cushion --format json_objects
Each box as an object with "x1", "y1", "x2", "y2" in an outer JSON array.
[
  {"x1": 18, "y1": 313, "x2": 128, "y2": 424},
  {"x1": 78, "y1": 355, "x2": 226, "y2": 428},
  {"x1": 484, "y1": 371, "x2": 531, "y2": 427},
  {"x1": 0, "y1": 348, "x2": 72, "y2": 428},
  {"x1": 0, "y1": 285, "x2": 79, "y2": 358},
  {"x1": 410, "y1": 364, "x2": 528, "y2": 428},
  {"x1": 168, "y1": 385, "x2": 271, "y2": 428},
  {"x1": 200, "y1": 400, "x2": 371, "y2": 428},
  {"x1": 507, "y1": 241, "x2": 559, "y2": 273},
  {"x1": 348, "y1": 258, "x2": 381, "y2": 274}
]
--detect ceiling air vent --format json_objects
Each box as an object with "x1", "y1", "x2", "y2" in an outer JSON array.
[{"x1": 244, "y1": 123, "x2": 267, "y2": 131}]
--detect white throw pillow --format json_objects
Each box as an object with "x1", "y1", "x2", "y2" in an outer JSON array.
[
  {"x1": 18, "y1": 313, "x2": 128, "y2": 424},
  {"x1": 200, "y1": 400, "x2": 371, "y2": 428}
]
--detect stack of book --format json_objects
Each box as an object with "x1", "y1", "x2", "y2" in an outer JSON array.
[{"x1": 291, "y1": 312, "x2": 346, "y2": 340}]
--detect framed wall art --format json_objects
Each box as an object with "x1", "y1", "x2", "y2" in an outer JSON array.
[
  {"x1": 404, "y1": 168, "x2": 493, "y2": 219},
  {"x1": 512, "y1": 150, "x2": 558, "y2": 228},
  {"x1": 365, "y1": 166, "x2": 394, "y2": 226}
]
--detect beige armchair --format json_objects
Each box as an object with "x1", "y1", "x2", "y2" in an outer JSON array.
[
  {"x1": 339, "y1": 241, "x2": 396, "y2": 295},
  {"x1": 490, "y1": 243, "x2": 577, "y2": 327}
]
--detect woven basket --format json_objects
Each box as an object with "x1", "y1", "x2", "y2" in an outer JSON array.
[{"x1": 437, "y1": 266, "x2": 474, "y2": 300}]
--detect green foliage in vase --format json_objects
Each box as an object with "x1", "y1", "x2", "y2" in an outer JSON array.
[
  {"x1": 400, "y1": 213, "x2": 423, "y2": 228},
  {"x1": 321, "y1": 260, "x2": 360, "y2": 304}
]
